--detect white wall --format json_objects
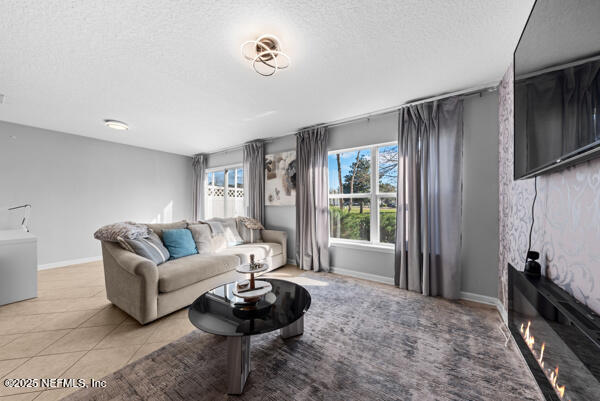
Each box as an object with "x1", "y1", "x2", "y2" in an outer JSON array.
[{"x1": 0, "y1": 121, "x2": 193, "y2": 267}]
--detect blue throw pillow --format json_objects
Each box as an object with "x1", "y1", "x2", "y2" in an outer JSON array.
[{"x1": 162, "y1": 229, "x2": 198, "y2": 259}]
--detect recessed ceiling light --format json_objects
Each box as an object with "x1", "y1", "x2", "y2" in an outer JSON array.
[{"x1": 104, "y1": 120, "x2": 128, "y2": 130}]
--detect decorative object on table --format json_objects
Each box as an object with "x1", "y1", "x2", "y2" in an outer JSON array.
[
  {"x1": 232, "y1": 292, "x2": 276, "y2": 318},
  {"x1": 265, "y1": 151, "x2": 296, "y2": 206},
  {"x1": 237, "y1": 217, "x2": 264, "y2": 243},
  {"x1": 234, "y1": 262, "x2": 270, "y2": 303},
  {"x1": 236, "y1": 279, "x2": 250, "y2": 291}
]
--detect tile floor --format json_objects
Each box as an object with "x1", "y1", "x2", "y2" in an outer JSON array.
[{"x1": 0, "y1": 261, "x2": 302, "y2": 401}]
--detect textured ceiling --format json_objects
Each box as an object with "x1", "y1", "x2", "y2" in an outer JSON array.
[{"x1": 0, "y1": 0, "x2": 534, "y2": 155}]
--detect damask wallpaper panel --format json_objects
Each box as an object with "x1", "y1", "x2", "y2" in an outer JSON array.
[{"x1": 498, "y1": 66, "x2": 600, "y2": 315}]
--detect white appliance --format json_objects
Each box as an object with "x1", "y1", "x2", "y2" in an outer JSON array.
[
  {"x1": 0, "y1": 230, "x2": 38, "y2": 305},
  {"x1": 0, "y1": 205, "x2": 37, "y2": 305}
]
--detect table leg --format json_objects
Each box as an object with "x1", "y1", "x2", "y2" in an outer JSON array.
[
  {"x1": 280, "y1": 316, "x2": 304, "y2": 339},
  {"x1": 227, "y1": 336, "x2": 250, "y2": 394}
]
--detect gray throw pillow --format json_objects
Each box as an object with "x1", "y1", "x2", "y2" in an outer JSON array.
[
  {"x1": 117, "y1": 232, "x2": 170, "y2": 265},
  {"x1": 187, "y1": 223, "x2": 212, "y2": 254}
]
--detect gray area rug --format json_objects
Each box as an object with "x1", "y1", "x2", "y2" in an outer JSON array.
[{"x1": 65, "y1": 272, "x2": 542, "y2": 401}]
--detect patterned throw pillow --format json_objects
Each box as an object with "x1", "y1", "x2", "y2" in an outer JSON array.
[
  {"x1": 94, "y1": 221, "x2": 150, "y2": 242},
  {"x1": 117, "y1": 233, "x2": 170, "y2": 265}
]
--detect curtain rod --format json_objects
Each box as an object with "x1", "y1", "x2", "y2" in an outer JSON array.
[
  {"x1": 516, "y1": 52, "x2": 600, "y2": 81},
  {"x1": 207, "y1": 81, "x2": 498, "y2": 156},
  {"x1": 300, "y1": 81, "x2": 498, "y2": 132}
]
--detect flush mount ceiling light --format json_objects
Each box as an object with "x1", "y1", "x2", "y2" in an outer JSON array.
[
  {"x1": 241, "y1": 34, "x2": 290, "y2": 77},
  {"x1": 103, "y1": 119, "x2": 128, "y2": 130}
]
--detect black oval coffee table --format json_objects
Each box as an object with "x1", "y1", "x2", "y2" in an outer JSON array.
[{"x1": 188, "y1": 278, "x2": 311, "y2": 394}]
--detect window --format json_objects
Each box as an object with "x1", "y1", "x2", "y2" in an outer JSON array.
[
  {"x1": 328, "y1": 143, "x2": 398, "y2": 246},
  {"x1": 205, "y1": 166, "x2": 244, "y2": 219}
]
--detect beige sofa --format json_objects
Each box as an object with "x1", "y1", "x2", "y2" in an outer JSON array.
[{"x1": 101, "y1": 221, "x2": 287, "y2": 324}]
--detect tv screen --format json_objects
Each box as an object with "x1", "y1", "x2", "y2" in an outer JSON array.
[{"x1": 514, "y1": 0, "x2": 600, "y2": 179}]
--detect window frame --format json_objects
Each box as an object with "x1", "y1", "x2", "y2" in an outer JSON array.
[
  {"x1": 205, "y1": 164, "x2": 244, "y2": 219},
  {"x1": 328, "y1": 141, "x2": 397, "y2": 248}
]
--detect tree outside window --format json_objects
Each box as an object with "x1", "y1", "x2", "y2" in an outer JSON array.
[{"x1": 328, "y1": 143, "x2": 398, "y2": 245}]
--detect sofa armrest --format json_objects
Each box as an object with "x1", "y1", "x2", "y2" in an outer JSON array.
[
  {"x1": 101, "y1": 241, "x2": 159, "y2": 324},
  {"x1": 102, "y1": 241, "x2": 158, "y2": 278},
  {"x1": 260, "y1": 229, "x2": 287, "y2": 264}
]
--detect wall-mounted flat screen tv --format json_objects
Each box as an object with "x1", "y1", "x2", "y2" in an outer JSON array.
[{"x1": 514, "y1": 0, "x2": 600, "y2": 180}]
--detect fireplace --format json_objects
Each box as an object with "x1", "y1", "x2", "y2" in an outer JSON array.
[{"x1": 508, "y1": 264, "x2": 600, "y2": 400}]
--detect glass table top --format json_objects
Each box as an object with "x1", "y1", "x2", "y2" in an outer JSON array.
[{"x1": 188, "y1": 278, "x2": 311, "y2": 337}]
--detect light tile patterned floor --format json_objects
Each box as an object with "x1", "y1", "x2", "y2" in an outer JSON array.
[{"x1": 0, "y1": 261, "x2": 302, "y2": 400}]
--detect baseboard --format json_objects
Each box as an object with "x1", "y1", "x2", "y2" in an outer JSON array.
[
  {"x1": 496, "y1": 300, "x2": 508, "y2": 325},
  {"x1": 460, "y1": 291, "x2": 508, "y2": 324},
  {"x1": 331, "y1": 267, "x2": 395, "y2": 285},
  {"x1": 38, "y1": 256, "x2": 102, "y2": 270},
  {"x1": 459, "y1": 291, "x2": 498, "y2": 306}
]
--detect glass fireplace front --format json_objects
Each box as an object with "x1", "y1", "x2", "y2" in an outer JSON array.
[{"x1": 508, "y1": 264, "x2": 600, "y2": 401}]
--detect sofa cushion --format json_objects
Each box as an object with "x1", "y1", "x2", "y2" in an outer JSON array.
[
  {"x1": 117, "y1": 232, "x2": 170, "y2": 265},
  {"x1": 187, "y1": 223, "x2": 212, "y2": 254},
  {"x1": 216, "y1": 242, "x2": 282, "y2": 264},
  {"x1": 146, "y1": 220, "x2": 187, "y2": 240},
  {"x1": 162, "y1": 229, "x2": 198, "y2": 259},
  {"x1": 157, "y1": 254, "x2": 240, "y2": 293}
]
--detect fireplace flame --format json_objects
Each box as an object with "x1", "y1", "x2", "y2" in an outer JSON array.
[
  {"x1": 520, "y1": 321, "x2": 567, "y2": 399},
  {"x1": 522, "y1": 321, "x2": 535, "y2": 349}
]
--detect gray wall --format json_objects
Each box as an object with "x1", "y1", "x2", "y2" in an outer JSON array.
[
  {"x1": 202, "y1": 92, "x2": 500, "y2": 298},
  {"x1": 461, "y1": 92, "x2": 500, "y2": 298},
  {"x1": 0, "y1": 121, "x2": 193, "y2": 266},
  {"x1": 263, "y1": 135, "x2": 296, "y2": 262}
]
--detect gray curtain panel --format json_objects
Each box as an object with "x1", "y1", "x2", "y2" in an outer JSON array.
[
  {"x1": 243, "y1": 140, "x2": 265, "y2": 225},
  {"x1": 192, "y1": 154, "x2": 207, "y2": 221},
  {"x1": 296, "y1": 127, "x2": 330, "y2": 272},
  {"x1": 394, "y1": 97, "x2": 463, "y2": 299}
]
